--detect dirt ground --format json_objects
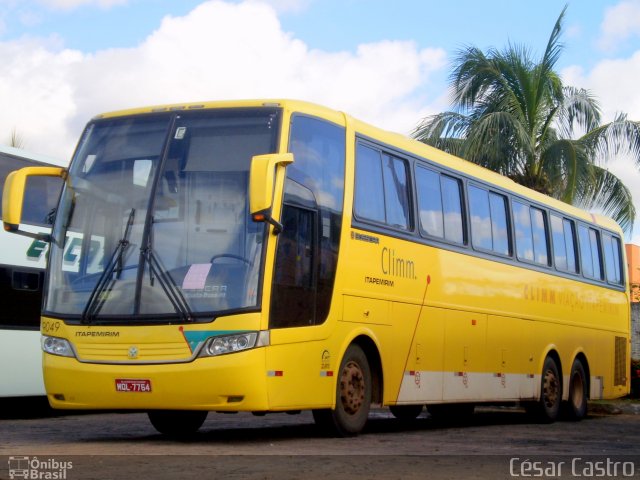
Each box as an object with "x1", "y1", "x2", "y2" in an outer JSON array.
[{"x1": 1, "y1": 400, "x2": 640, "y2": 479}]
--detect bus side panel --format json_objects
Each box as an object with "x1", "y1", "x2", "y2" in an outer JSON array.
[
  {"x1": 442, "y1": 309, "x2": 488, "y2": 401},
  {"x1": 381, "y1": 301, "x2": 422, "y2": 405},
  {"x1": 396, "y1": 306, "x2": 445, "y2": 404},
  {"x1": 264, "y1": 336, "x2": 335, "y2": 410},
  {"x1": 486, "y1": 316, "x2": 537, "y2": 400}
]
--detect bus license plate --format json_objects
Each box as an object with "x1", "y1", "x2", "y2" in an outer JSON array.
[{"x1": 115, "y1": 379, "x2": 152, "y2": 393}]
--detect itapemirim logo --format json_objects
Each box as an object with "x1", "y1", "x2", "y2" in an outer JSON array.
[{"x1": 8, "y1": 456, "x2": 72, "y2": 479}]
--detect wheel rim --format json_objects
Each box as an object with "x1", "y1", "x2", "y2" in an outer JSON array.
[
  {"x1": 543, "y1": 368, "x2": 560, "y2": 409},
  {"x1": 340, "y1": 360, "x2": 365, "y2": 415},
  {"x1": 571, "y1": 370, "x2": 585, "y2": 409}
]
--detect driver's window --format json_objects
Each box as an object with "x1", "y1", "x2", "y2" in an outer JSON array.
[{"x1": 270, "y1": 204, "x2": 316, "y2": 328}]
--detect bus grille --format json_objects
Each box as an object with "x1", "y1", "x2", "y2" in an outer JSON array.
[
  {"x1": 614, "y1": 336, "x2": 627, "y2": 386},
  {"x1": 75, "y1": 342, "x2": 192, "y2": 363}
]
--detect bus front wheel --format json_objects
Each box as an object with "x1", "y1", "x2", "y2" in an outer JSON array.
[
  {"x1": 148, "y1": 410, "x2": 208, "y2": 436},
  {"x1": 313, "y1": 344, "x2": 372, "y2": 437}
]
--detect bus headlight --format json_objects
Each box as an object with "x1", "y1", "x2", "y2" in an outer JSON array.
[
  {"x1": 199, "y1": 331, "x2": 269, "y2": 357},
  {"x1": 41, "y1": 335, "x2": 76, "y2": 358}
]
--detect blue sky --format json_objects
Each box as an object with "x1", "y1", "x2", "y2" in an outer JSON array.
[
  {"x1": 1, "y1": 0, "x2": 640, "y2": 240},
  {"x1": 2, "y1": 1, "x2": 631, "y2": 65}
]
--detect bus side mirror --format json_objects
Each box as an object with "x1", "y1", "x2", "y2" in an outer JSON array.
[
  {"x1": 3, "y1": 166, "x2": 66, "y2": 241},
  {"x1": 249, "y1": 153, "x2": 294, "y2": 234}
]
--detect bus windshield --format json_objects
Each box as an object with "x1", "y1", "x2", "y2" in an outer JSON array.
[{"x1": 45, "y1": 108, "x2": 281, "y2": 322}]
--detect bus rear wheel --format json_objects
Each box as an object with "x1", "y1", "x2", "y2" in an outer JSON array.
[
  {"x1": 313, "y1": 344, "x2": 372, "y2": 437},
  {"x1": 148, "y1": 410, "x2": 208, "y2": 436},
  {"x1": 528, "y1": 356, "x2": 562, "y2": 423},
  {"x1": 564, "y1": 359, "x2": 588, "y2": 421}
]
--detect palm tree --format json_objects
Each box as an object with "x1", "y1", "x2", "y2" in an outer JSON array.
[{"x1": 412, "y1": 6, "x2": 640, "y2": 232}]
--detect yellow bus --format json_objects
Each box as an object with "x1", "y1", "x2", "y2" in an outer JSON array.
[{"x1": 3, "y1": 100, "x2": 629, "y2": 436}]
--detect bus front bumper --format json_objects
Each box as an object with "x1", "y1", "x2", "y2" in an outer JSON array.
[{"x1": 43, "y1": 348, "x2": 269, "y2": 411}]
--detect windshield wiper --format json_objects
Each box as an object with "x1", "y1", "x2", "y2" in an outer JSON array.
[
  {"x1": 141, "y1": 230, "x2": 194, "y2": 323},
  {"x1": 81, "y1": 208, "x2": 135, "y2": 323}
]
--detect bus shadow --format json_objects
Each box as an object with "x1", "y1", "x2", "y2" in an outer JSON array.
[
  {"x1": 89, "y1": 406, "x2": 598, "y2": 444},
  {"x1": 0, "y1": 396, "x2": 57, "y2": 419}
]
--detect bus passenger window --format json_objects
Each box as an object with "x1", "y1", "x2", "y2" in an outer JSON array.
[
  {"x1": 603, "y1": 233, "x2": 623, "y2": 284},
  {"x1": 578, "y1": 225, "x2": 603, "y2": 280},
  {"x1": 551, "y1": 215, "x2": 578, "y2": 273},
  {"x1": 354, "y1": 145, "x2": 410, "y2": 230},
  {"x1": 531, "y1": 207, "x2": 548, "y2": 265},
  {"x1": 514, "y1": 201, "x2": 548, "y2": 266},
  {"x1": 416, "y1": 166, "x2": 464, "y2": 244},
  {"x1": 468, "y1": 186, "x2": 510, "y2": 256},
  {"x1": 416, "y1": 166, "x2": 443, "y2": 238},
  {"x1": 441, "y1": 176, "x2": 464, "y2": 244},
  {"x1": 563, "y1": 219, "x2": 578, "y2": 273},
  {"x1": 469, "y1": 186, "x2": 492, "y2": 251},
  {"x1": 354, "y1": 145, "x2": 385, "y2": 224},
  {"x1": 489, "y1": 192, "x2": 510, "y2": 255},
  {"x1": 514, "y1": 201, "x2": 534, "y2": 262},
  {"x1": 381, "y1": 155, "x2": 410, "y2": 230}
]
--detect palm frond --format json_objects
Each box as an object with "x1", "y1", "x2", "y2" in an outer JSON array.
[
  {"x1": 573, "y1": 165, "x2": 635, "y2": 232},
  {"x1": 464, "y1": 111, "x2": 531, "y2": 173},
  {"x1": 581, "y1": 113, "x2": 640, "y2": 166},
  {"x1": 556, "y1": 86, "x2": 601, "y2": 139}
]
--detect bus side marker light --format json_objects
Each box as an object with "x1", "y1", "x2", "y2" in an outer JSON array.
[{"x1": 267, "y1": 371, "x2": 284, "y2": 377}]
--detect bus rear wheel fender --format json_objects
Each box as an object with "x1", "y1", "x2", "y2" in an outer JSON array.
[{"x1": 312, "y1": 343, "x2": 372, "y2": 437}]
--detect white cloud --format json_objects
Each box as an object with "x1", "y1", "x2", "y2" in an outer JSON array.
[
  {"x1": 562, "y1": 52, "x2": 640, "y2": 125},
  {"x1": 598, "y1": 0, "x2": 640, "y2": 52},
  {"x1": 36, "y1": 0, "x2": 128, "y2": 9},
  {"x1": 0, "y1": 0, "x2": 446, "y2": 160},
  {"x1": 250, "y1": 0, "x2": 312, "y2": 14},
  {"x1": 562, "y1": 52, "x2": 640, "y2": 243},
  {"x1": 607, "y1": 154, "x2": 640, "y2": 244},
  {"x1": 0, "y1": 36, "x2": 82, "y2": 156}
]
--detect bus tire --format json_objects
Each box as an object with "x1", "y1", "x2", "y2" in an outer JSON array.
[
  {"x1": 148, "y1": 410, "x2": 208, "y2": 436},
  {"x1": 389, "y1": 404, "x2": 423, "y2": 421},
  {"x1": 529, "y1": 356, "x2": 562, "y2": 423},
  {"x1": 312, "y1": 344, "x2": 371, "y2": 437},
  {"x1": 564, "y1": 359, "x2": 588, "y2": 421}
]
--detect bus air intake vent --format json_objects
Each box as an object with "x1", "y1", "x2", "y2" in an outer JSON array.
[{"x1": 614, "y1": 336, "x2": 627, "y2": 386}]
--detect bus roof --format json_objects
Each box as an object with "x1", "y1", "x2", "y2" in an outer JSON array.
[{"x1": 93, "y1": 99, "x2": 623, "y2": 234}]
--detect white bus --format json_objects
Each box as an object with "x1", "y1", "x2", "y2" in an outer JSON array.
[{"x1": 0, "y1": 145, "x2": 65, "y2": 397}]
